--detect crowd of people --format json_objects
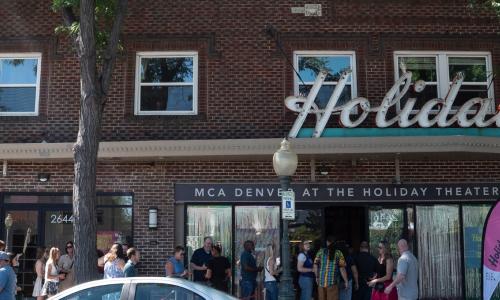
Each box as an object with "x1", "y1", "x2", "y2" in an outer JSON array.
[
  {"x1": 166, "y1": 236, "x2": 418, "y2": 300},
  {"x1": 0, "y1": 236, "x2": 418, "y2": 300}
]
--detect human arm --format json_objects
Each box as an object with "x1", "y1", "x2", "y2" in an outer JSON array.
[
  {"x1": 297, "y1": 253, "x2": 313, "y2": 273},
  {"x1": 340, "y1": 267, "x2": 349, "y2": 289},
  {"x1": 165, "y1": 261, "x2": 174, "y2": 276},
  {"x1": 351, "y1": 264, "x2": 359, "y2": 291},
  {"x1": 368, "y1": 258, "x2": 394, "y2": 287},
  {"x1": 35, "y1": 260, "x2": 44, "y2": 278},
  {"x1": 337, "y1": 252, "x2": 349, "y2": 289},
  {"x1": 385, "y1": 257, "x2": 408, "y2": 294},
  {"x1": 0, "y1": 270, "x2": 6, "y2": 292},
  {"x1": 190, "y1": 250, "x2": 207, "y2": 271},
  {"x1": 46, "y1": 264, "x2": 65, "y2": 280},
  {"x1": 98, "y1": 255, "x2": 105, "y2": 267},
  {"x1": 118, "y1": 259, "x2": 126, "y2": 271},
  {"x1": 205, "y1": 268, "x2": 212, "y2": 280},
  {"x1": 384, "y1": 272, "x2": 405, "y2": 294}
]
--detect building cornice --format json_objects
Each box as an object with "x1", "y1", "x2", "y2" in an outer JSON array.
[{"x1": 0, "y1": 136, "x2": 499, "y2": 162}]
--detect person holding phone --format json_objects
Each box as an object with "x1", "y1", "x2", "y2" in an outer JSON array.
[{"x1": 190, "y1": 237, "x2": 213, "y2": 284}]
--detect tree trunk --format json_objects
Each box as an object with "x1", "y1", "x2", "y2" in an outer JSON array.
[
  {"x1": 72, "y1": 0, "x2": 101, "y2": 283},
  {"x1": 72, "y1": 94, "x2": 102, "y2": 283}
]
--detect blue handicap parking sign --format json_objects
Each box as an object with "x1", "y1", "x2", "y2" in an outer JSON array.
[{"x1": 286, "y1": 200, "x2": 291, "y2": 208}]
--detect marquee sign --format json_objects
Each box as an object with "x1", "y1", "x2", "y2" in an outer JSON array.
[
  {"x1": 175, "y1": 183, "x2": 500, "y2": 203},
  {"x1": 286, "y1": 70, "x2": 500, "y2": 138}
]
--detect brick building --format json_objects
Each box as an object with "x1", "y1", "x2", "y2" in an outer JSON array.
[{"x1": 1, "y1": 0, "x2": 500, "y2": 299}]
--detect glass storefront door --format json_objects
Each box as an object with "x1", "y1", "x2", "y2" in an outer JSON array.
[
  {"x1": 1, "y1": 194, "x2": 133, "y2": 298},
  {"x1": 368, "y1": 207, "x2": 405, "y2": 259},
  {"x1": 44, "y1": 209, "x2": 74, "y2": 252},
  {"x1": 4, "y1": 210, "x2": 39, "y2": 297},
  {"x1": 235, "y1": 206, "x2": 279, "y2": 300}
]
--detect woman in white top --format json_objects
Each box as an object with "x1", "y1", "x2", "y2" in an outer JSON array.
[
  {"x1": 42, "y1": 247, "x2": 65, "y2": 297},
  {"x1": 32, "y1": 247, "x2": 48, "y2": 300},
  {"x1": 264, "y1": 244, "x2": 279, "y2": 300}
]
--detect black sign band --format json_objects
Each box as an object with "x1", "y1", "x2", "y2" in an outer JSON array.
[{"x1": 175, "y1": 183, "x2": 500, "y2": 203}]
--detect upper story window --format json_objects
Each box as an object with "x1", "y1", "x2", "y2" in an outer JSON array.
[
  {"x1": 394, "y1": 51, "x2": 493, "y2": 112},
  {"x1": 0, "y1": 53, "x2": 41, "y2": 116},
  {"x1": 294, "y1": 51, "x2": 357, "y2": 109},
  {"x1": 135, "y1": 52, "x2": 198, "y2": 115}
]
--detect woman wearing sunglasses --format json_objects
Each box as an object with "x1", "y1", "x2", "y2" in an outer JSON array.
[{"x1": 58, "y1": 241, "x2": 76, "y2": 291}]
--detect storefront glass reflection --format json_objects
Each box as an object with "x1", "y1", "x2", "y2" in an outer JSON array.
[
  {"x1": 186, "y1": 206, "x2": 232, "y2": 265},
  {"x1": 368, "y1": 208, "x2": 404, "y2": 260},
  {"x1": 462, "y1": 204, "x2": 500, "y2": 300},
  {"x1": 4, "y1": 210, "x2": 38, "y2": 296},
  {"x1": 235, "y1": 206, "x2": 279, "y2": 299},
  {"x1": 96, "y1": 207, "x2": 133, "y2": 253},
  {"x1": 417, "y1": 205, "x2": 462, "y2": 299}
]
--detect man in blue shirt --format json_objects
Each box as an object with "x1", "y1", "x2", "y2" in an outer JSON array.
[
  {"x1": 240, "y1": 241, "x2": 263, "y2": 300},
  {"x1": 124, "y1": 247, "x2": 140, "y2": 277},
  {"x1": 0, "y1": 251, "x2": 16, "y2": 300},
  {"x1": 190, "y1": 237, "x2": 213, "y2": 283}
]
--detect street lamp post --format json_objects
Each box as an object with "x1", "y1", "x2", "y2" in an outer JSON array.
[
  {"x1": 4, "y1": 214, "x2": 13, "y2": 252},
  {"x1": 273, "y1": 138, "x2": 298, "y2": 300}
]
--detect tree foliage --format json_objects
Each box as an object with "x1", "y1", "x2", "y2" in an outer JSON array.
[
  {"x1": 52, "y1": 0, "x2": 128, "y2": 283},
  {"x1": 53, "y1": 0, "x2": 124, "y2": 62},
  {"x1": 469, "y1": 0, "x2": 500, "y2": 16}
]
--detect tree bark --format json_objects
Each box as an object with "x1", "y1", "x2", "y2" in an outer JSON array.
[
  {"x1": 64, "y1": 0, "x2": 127, "y2": 284},
  {"x1": 72, "y1": 0, "x2": 101, "y2": 283}
]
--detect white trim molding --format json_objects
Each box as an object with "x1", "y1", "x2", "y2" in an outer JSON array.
[
  {"x1": 294, "y1": 50, "x2": 357, "y2": 112},
  {"x1": 394, "y1": 51, "x2": 494, "y2": 113},
  {"x1": 134, "y1": 51, "x2": 198, "y2": 116},
  {"x1": 0, "y1": 53, "x2": 42, "y2": 116},
  {"x1": 1, "y1": 137, "x2": 500, "y2": 162}
]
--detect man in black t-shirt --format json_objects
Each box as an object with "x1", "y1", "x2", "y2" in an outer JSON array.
[
  {"x1": 190, "y1": 237, "x2": 213, "y2": 283},
  {"x1": 206, "y1": 245, "x2": 231, "y2": 293},
  {"x1": 354, "y1": 241, "x2": 378, "y2": 300}
]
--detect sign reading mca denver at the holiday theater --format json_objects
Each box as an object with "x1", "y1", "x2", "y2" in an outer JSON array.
[
  {"x1": 285, "y1": 70, "x2": 500, "y2": 138},
  {"x1": 175, "y1": 183, "x2": 500, "y2": 203}
]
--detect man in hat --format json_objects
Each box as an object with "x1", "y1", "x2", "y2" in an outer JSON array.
[{"x1": 0, "y1": 251, "x2": 16, "y2": 300}]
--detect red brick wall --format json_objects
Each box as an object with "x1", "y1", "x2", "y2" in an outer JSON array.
[
  {"x1": 0, "y1": 0, "x2": 499, "y2": 142},
  {"x1": 1, "y1": 158, "x2": 499, "y2": 275}
]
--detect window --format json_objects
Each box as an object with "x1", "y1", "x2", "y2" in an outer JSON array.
[
  {"x1": 394, "y1": 52, "x2": 493, "y2": 112},
  {"x1": 134, "y1": 283, "x2": 205, "y2": 300},
  {"x1": 135, "y1": 52, "x2": 198, "y2": 115},
  {"x1": 61, "y1": 284, "x2": 123, "y2": 300},
  {"x1": 0, "y1": 54, "x2": 41, "y2": 116},
  {"x1": 416, "y1": 205, "x2": 462, "y2": 299},
  {"x1": 294, "y1": 51, "x2": 356, "y2": 109}
]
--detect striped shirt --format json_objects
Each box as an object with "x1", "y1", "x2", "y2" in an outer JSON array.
[{"x1": 315, "y1": 248, "x2": 346, "y2": 287}]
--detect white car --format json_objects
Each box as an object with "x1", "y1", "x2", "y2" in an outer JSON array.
[{"x1": 49, "y1": 277, "x2": 238, "y2": 300}]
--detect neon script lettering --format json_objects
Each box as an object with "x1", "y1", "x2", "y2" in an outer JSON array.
[{"x1": 286, "y1": 70, "x2": 500, "y2": 138}]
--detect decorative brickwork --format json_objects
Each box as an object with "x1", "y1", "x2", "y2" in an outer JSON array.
[
  {"x1": 0, "y1": 159, "x2": 499, "y2": 275},
  {"x1": 1, "y1": 1, "x2": 500, "y2": 142}
]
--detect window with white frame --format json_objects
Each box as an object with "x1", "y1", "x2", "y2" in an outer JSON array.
[
  {"x1": 394, "y1": 52, "x2": 493, "y2": 112},
  {"x1": 294, "y1": 51, "x2": 356, "y2": 109},
  {"x1": 135, "y1": 52, "x2": 198, "y2": 115},
  {"x1": 0, "y1": 54, "x2": 41, "y2": 116}
]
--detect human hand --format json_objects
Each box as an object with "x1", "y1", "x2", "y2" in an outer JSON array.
[
  {"x1": 59, "y1": 274, "x2": 66, "y2": 280},
  {"x1": 384, "y1": 286, "x2": 393, "y2": 295},
  {"x1": 344, "y1": 282, "x2": 349, "y2": 290},
  {"x1": 354, "y1": 283, "x2": 359, "y2": 291},
  {"x1": 367, "y1": 279, "x2": 377, "y2": 287}
]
